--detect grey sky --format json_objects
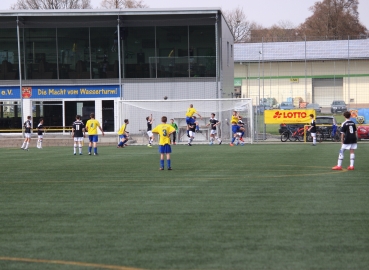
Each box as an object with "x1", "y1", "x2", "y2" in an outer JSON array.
[{"x1": 1, "y1": 0, "x2": 368, "y2": 29}]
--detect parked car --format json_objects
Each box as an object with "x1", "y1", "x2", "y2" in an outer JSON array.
[
  {"x1": 357, "y1": 125, "x2": 369, "y2": 140},
  {"x1": 279, "y1": 102, "x2": 294, "y2": 110},
  {"x1": 253, "y1": 104, "x2": 270, "y2": 114},
  {"x1": 331, "y1": 100, "x2": 347, "y2": 113},
  {"x1": 279, "y1": 116, "x2": 337, "y2": 134},
  {"x1": 306, "y1": 103, "x2": 321, "y2": 113}
]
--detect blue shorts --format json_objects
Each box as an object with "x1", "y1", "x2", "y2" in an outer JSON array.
[
  {"x1": 89, "y1": 135, "x2": 99, "y2": 142},
  {"x1": 232, "y1": 125, "x2": 240, "y2": 134},
  {"x1": 158, "y1": 144, "x2": 172, "y2": 154},
  {"x1": 119, "y1": 134, "x2": 127, "y2": 140},
  {"x1": 186, "y1": 117, "x2": 195, "y2": 125}
]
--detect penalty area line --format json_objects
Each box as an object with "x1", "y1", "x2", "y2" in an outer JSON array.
[{"x1": 0, "y1": 257, "x2": 145, "y2": 270}]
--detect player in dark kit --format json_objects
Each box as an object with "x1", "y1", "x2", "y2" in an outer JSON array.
[
  {"x1": 21, "y1": 116, "x2": 32, "y2": 150},
  {"x1": 308, "y1": 114, "x2": 317, "y2": 146},
  {"x1": 206, "y1": 113, "x2": 222, "y2": 145},
  {"x1": 332, "y1": 111, "x2": 357, "y2": 170},
  {"x1": 72, "y1": 115, "x2": 86, "y2": 155}
]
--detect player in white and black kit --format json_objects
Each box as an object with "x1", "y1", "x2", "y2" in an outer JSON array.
[
  {"x1": 21, "y1": 115, "x2": 32, "y2": 151},
  {"x1": 37, "y1": 118, "x2": 44, "y2": 149},
  {"x1": 332, "y1": 111, "x2": 357, "y2": 170},
  {"x1": 146, "y1": 114, "x2": 154, "y2": 147},
  {"x1": 72, "y1": 115, "x2": 85, "y2": 155},
  {"x1": 308, "y1": 114, "x2": 317, "y2": 146},
  {"x1": 206, "y1": 113, "x2": 222, "y2": 145}
]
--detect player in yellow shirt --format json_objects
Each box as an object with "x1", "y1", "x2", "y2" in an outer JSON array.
[
  {"x1": 185, "y1": 104, "x2": 202, "y2": 137},
  {"x1": 152, "y1": 116, "x2": 176, "y2": 170},
  {"x1": 85, "y1": 113, "x2": 104, "y2": 155},
  {"x1": 117, "y1": 119, "x2": 129, "y2": 148}
]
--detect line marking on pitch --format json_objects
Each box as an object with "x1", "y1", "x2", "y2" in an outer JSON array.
[{"x1": 0, "y1": 257, "x2": 145, "y2": 270}]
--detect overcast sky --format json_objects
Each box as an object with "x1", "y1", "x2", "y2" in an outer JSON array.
[{"x1": 1, "y1": 0, "x2": 368, "y2": 29}]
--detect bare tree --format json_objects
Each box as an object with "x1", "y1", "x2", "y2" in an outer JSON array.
[
  {"x1": 250, "y1": 20, "x2": 298, "y2": 42},
  {"x1": 100, "y1": 0, "x2": 148, "y2": 9},
  {"x1": 11, "y1": 0, "x2": 92, "y2": 9},
  {"x1": 223, "y1": 7, "x2": 259, "y2": 43},
  {"x1": 297, "y1": 0, "x2": 367, "y2": 38}
]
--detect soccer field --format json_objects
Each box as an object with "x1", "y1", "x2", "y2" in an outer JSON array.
[{"x1": 1, "y1": 143, "x2": 369, "y2": 270}]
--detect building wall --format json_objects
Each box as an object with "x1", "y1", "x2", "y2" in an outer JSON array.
[{"x1": 235, "y1": 59, "x2": 369, "y2": 107}]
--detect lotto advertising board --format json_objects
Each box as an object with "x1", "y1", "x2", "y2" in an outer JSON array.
[{"x1": 264, "y1": 109, "x2": 316, "y2": 124}]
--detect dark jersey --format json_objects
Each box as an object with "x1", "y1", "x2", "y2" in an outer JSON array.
[
  {"x1": 209, "y1": 118, "x2": 219, "y2": 130},
  {"x1": 147, "y1": 120, "x2": 152, "y2": 131},
  {"x1": 341, "y1": 120, "x2": 357, "y2": 144},
  {"x1": 238, "y1": 120, "x2": 245, "y2": 127},
  {"x1": 24, "y1": 120, "x2": 32, "y2": 133},
  {"x1": 73, "y1": 120, "x2": 85, "y2": 138},
  {"x1": 189, "y1": 122, "x2": 197, "y2": 132},
  {"x1": 310, "y1": 119, "x2": 316, "y2": 133},
  {"x1": 37, "y1": 123, "x2": 44, "y2": 135}
]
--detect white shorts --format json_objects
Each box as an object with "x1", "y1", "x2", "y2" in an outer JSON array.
[
  {"x1": 189, "y1": 131, "x2": 196, "y2": 138},
  {"x1": 310, "y1": 132, "x2": 316, "y2": 137},
  {"x1": 24, "y1": 133, "x2": 31, "y2": 138},
  {"x1": 210, "y1": 129, "x2": 217, "y2": 135},
  {"x1": 237, "y1": 132, "x2": 242, "y2": 137},
  {"x1": 147, "y1": 131, "x2": 153, "y2": 137},
  {"x1": 38, "y1": 135, "x2": 43, "y2": 139},
  {"x1": 74, "y1": 137, "x2": 84, "y2": 142},
  {"x1": 341, "y1": 143, "x2": 357, "y2": 150}
]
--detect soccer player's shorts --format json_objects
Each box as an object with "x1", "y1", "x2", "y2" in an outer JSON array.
[
  {"x1": 186, "y1": 117, "x2": 195, "y2": 125},
  {"x1": 237, "y1": 132, "x2": 242, "y2": 137},
  {"x1": 74, "y1": 137, "x2": 83, "y2": 142},
  {"x1": 341, "y1": 143, "x2": 357, "y2": 150},
  {"x1": 119, "y1": 134, "x2": 128, "y2": 140},
  {"x1": 210, "y1": 129, "x2": 217, "y2": 135},
  {"x1": 24, "y1": 133, "x2": 31, "y2": 138},
  {"x1": 158, "y1": 144, "x2": 172, "y2": 154},
  {"x1": 189, "y1": 131, "x2": 196, "y2": 138},
  {"x1": 232, "y1": 125, "x2": 240, "y2": 134},
  {"x1": 89, "y1": 135, "x2": 99, "y2": 142},
  {"x1": 147, "y1": 130, "x2": 153, "y2": 137},
  {"x1": 310, "y1": 132, "x2": 316, "y2": 138},
  {"x1": 38, "y1": 135, "x2": 43, "y2": 139}
]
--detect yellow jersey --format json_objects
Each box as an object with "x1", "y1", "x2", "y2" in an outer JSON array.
[
  {"x1": 186, "y1": 107, "x2": 197, "y2": 117},
  {"x1": 86, "y1": 119, "x2": 101, "y2": 135},
  {"x1": 231, "y1": 115, "x2": 239, "y2": 125},
  {"x1": 117, "y1": 124, "x2": 127, "y2": 135},
  {"x1": 152, "y1": 123, "x2": 175, "y2": 145}
]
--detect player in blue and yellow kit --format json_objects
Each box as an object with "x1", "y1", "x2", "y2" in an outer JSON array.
[
  {"x1": 85, "y1": 113, "x2": 104, "y2": 155},
  {"x1": 185, "y1": 104, "x2": 202, "y2": 136},
  {"x1": 152, "y1": 116, "x2": 176, "y2": 170},
  {"x1": 117, "y1": 119, "x2": 129, "y2": 148}
]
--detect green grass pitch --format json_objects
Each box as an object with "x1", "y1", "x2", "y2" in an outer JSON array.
[{"x1": 1, "y1": 143, "x2": 369, "y2": 270}]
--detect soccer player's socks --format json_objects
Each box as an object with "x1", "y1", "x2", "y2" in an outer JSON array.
[
  {"x1": 94, "y1": 148, "x2": 97, "y2": 154},
  {"x1": 25, "y1": 142, "x2": 29, "y2": 149},
  {"x1": 350, "y1": 154, "x2": 355, "y2": 166},
  {"x1": 167, "y1": 159, "x2": 171, "y2": 168},
  {"x1": 160, "y1": 159, "x2": 164, "y2": 168},
  {"x1": 89, "y1": 146, "x2": 92, "y2": 153},
  {"x1": 231, "y1": 137, "x2": 236, "y2": 143}
]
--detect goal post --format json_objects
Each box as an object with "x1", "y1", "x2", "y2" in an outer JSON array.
[{"x1": 118, "y1": 98, "x2": 254, "y2": 144}]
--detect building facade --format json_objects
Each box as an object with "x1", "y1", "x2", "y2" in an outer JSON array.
[
  {"x1": 234, "y1": 39, "x2": 369, "y2": 109},
  {"x1": 0, "y1": 8, "x2": 234, "y2": 132}
]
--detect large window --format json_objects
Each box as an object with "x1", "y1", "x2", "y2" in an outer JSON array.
[
  {"x1": 124, "y1": 27, "x2": 155, "y2": 78},
  {"x1": 0, "y1": 28, "x2": 18, "y2": 80},
  {"x1": 189, "y1": 25, "x2": 216, "y2": 77},
  {"x1": 24, "y1": 28, "x2": 57, "y2": 80}
]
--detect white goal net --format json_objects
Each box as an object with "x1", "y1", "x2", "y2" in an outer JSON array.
[{"x1": 119, "y1": 98, "x2": 254, "y2": 144}]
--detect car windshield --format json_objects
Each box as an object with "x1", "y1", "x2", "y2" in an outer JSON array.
[
  {"x1": 334, "y1": 101, "x2": 345, "y2": 105},
  {"x1": 316, "y1": 118, "x2": 335, "y2": 125}
]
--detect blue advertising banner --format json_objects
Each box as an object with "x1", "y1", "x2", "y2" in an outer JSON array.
[
  {"x1": 0, "y1": 86, "x2": 21, "y2": 99},
  {"x1": 1, "y1": 85, "x2": 121, "y2": 99},
  {"x1": 30, "y1": 85, "x2": 120, "y2": 99}
]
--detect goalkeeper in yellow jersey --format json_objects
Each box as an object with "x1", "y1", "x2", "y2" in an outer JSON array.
[{"x1": 152, "y1": 116, "x2": 176, "y2": 170}]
